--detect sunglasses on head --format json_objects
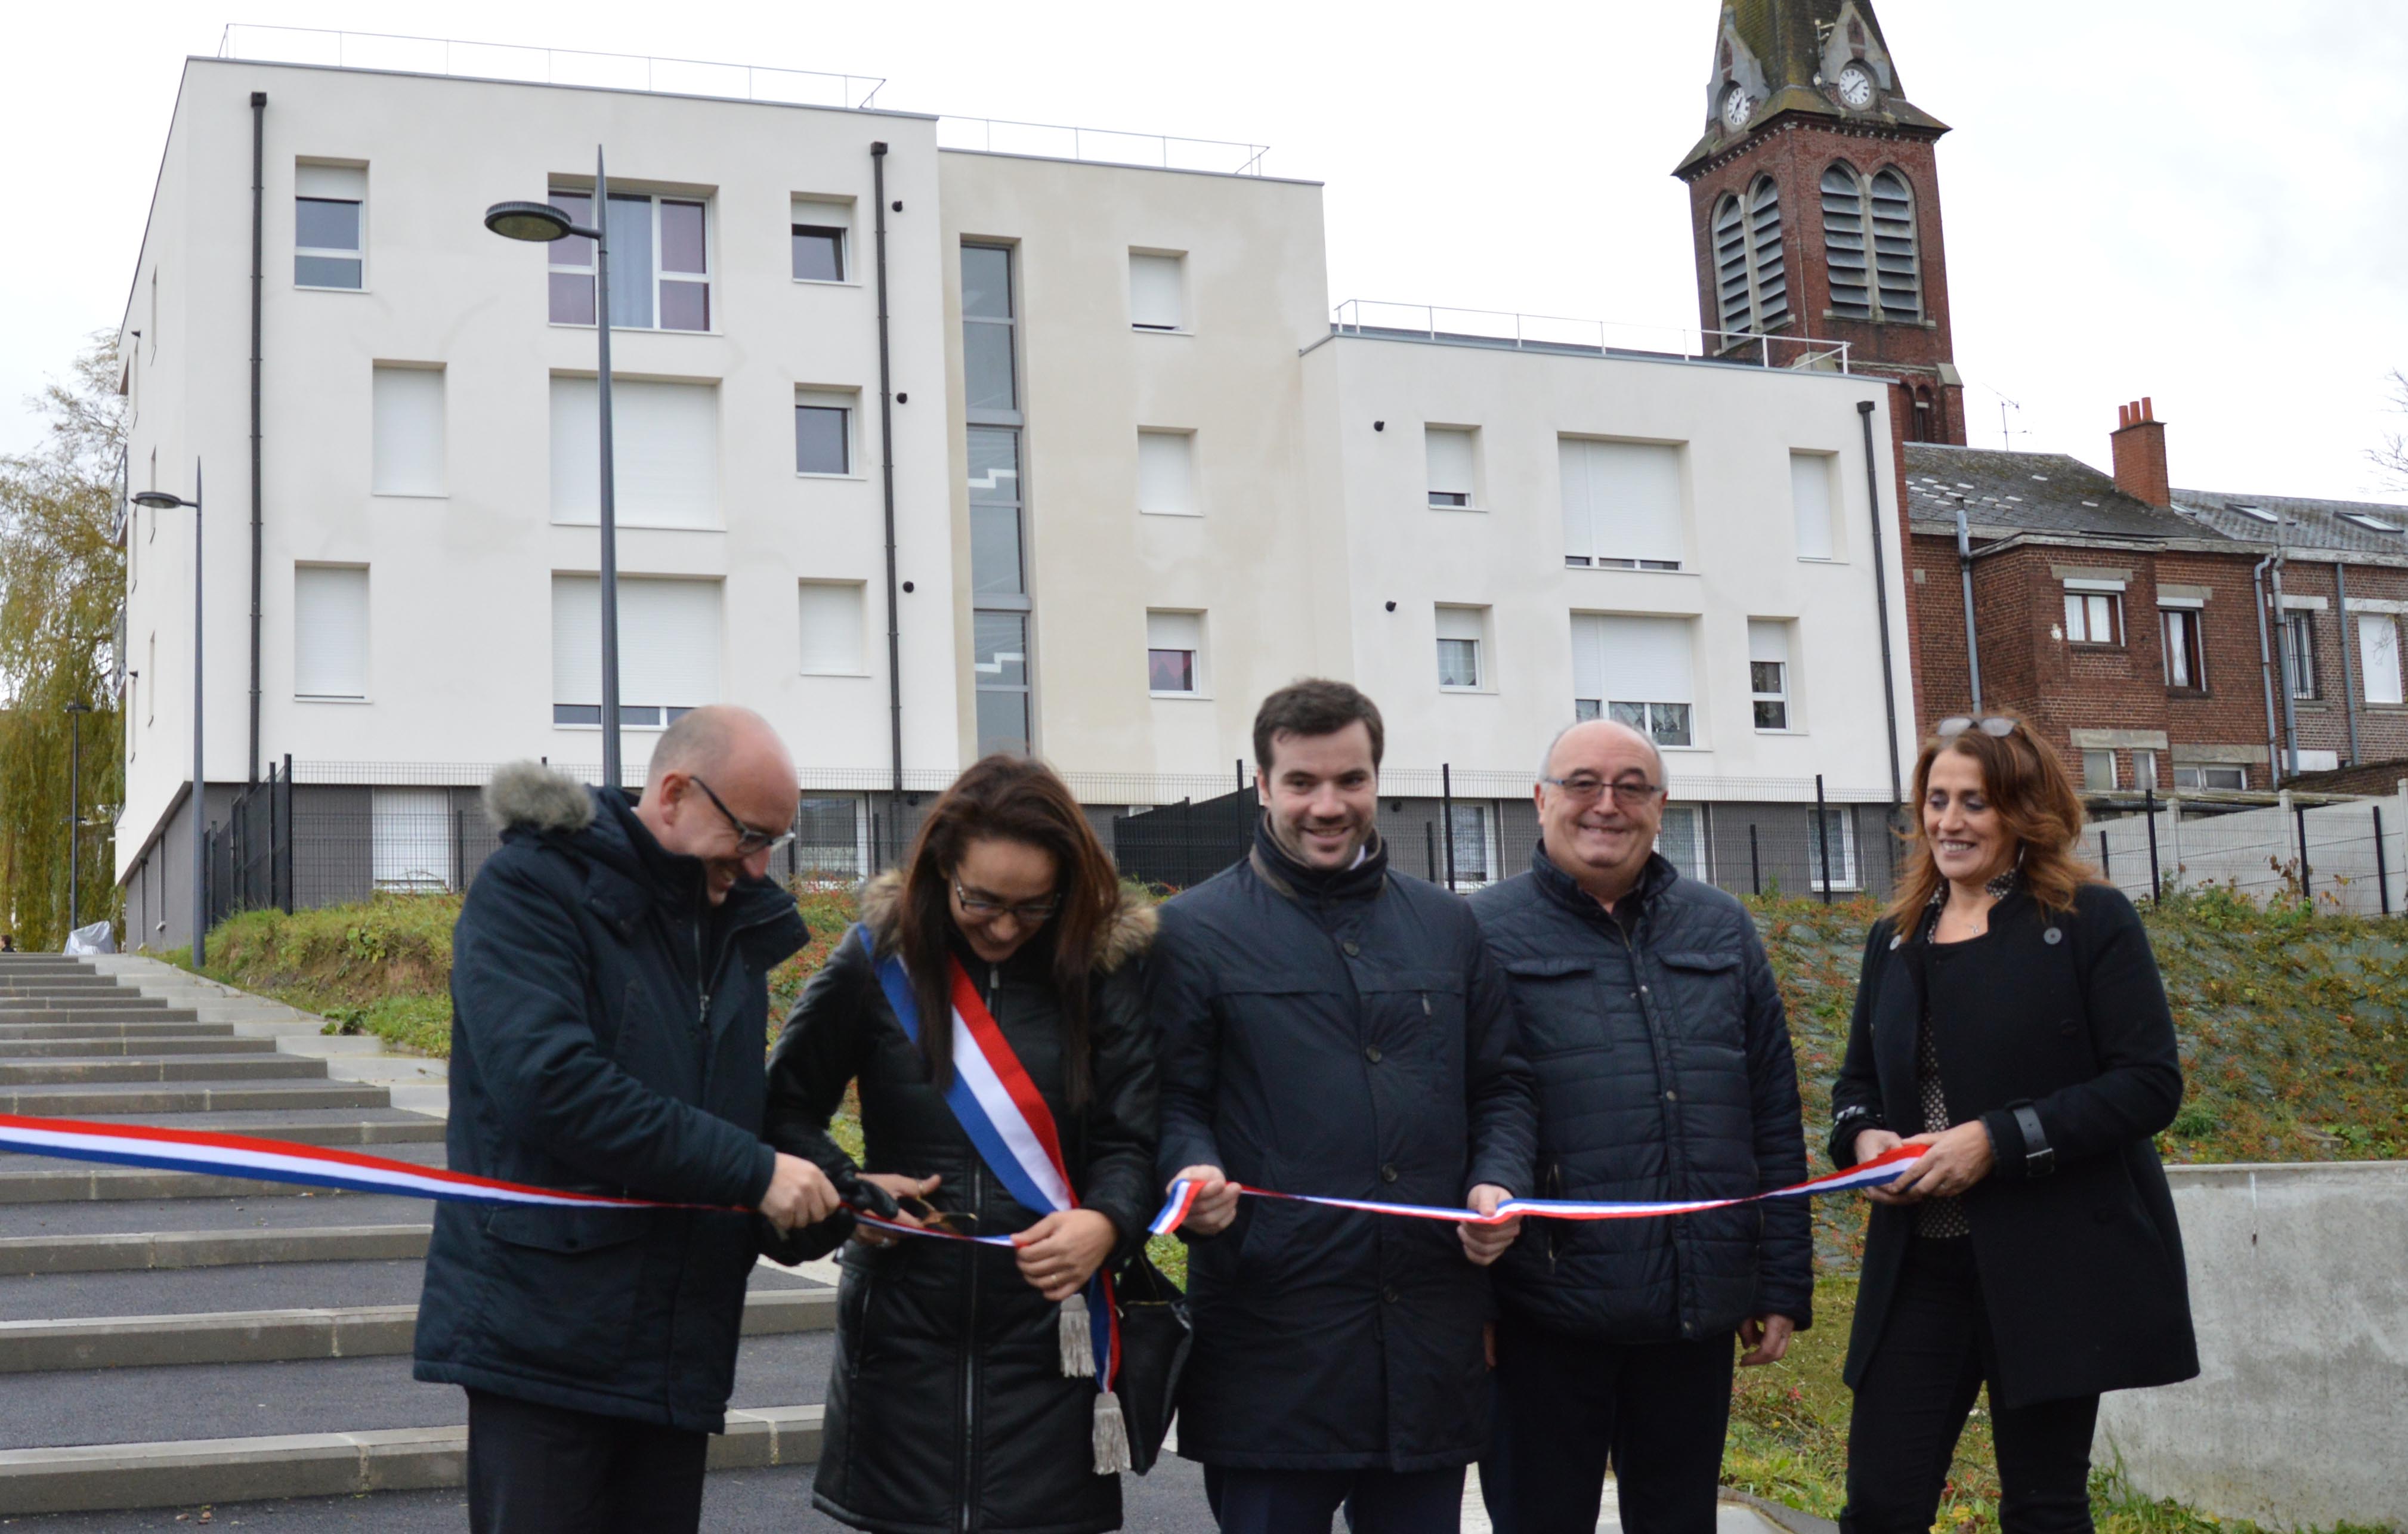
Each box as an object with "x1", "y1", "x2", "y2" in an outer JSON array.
[{"x1": 1936, "y1": 716, "x2": 2017, "y2": 740}]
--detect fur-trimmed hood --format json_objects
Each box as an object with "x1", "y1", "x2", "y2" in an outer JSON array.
[
  {"x1": 855, "y1": 870, "x2": 1156, "y2": 973},
  {"x1": 483, "y1": 760, "x2": 596, "y2": 834}
]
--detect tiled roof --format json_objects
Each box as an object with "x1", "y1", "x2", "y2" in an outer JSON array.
[
  {"x1": 2170, "y1": 487, "x2": 2408, "y2": 557},
  {"x1": 1901, "y1": 444, "x2": 2227, "y2": 543}
]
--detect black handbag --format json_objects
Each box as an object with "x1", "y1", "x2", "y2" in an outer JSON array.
[{"x1": 1109, "y1": 1250, "x2": 1191, "y2": 1474}]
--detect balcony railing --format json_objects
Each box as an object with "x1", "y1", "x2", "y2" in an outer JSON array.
[
  {"x1": 216, "y1": 25, "x2": 886, "y2": 110},
  {"x1": 1330, "y1": 299, "x2": 1851, "y2": 372},
  {"x1": 935, "y1": 115, "x2": 1269, "y2": 176}
]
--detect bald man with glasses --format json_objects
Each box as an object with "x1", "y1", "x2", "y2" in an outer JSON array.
[
  {"x1": 1468, "y1": 719, "x2": 1810, "y2": 1534},
  {"x1": 416, "y1": 706, "x2": 842, "y2": 1534}
]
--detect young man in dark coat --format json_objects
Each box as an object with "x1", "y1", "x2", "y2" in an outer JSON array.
[
  {"x1": 1469, "y1": 718, "x2": 1811, "y2": 1534},
  {"x1": 413, "y1": 706, "x2": 840, "y2": 1534},
  {"x1": 1152, "y1": 680, "x2": 1538, "y2": 1534}
]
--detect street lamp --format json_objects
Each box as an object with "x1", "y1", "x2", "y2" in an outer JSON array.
[
  {"x1": 486, "y1": 147, "x2": 624, "y2": 792},
  {"x1": 133, "y1": 462, "x2": 205, "y2": 967},
  {"x1": 64, "y1": 701, "x2": 91, "y2": 932}
]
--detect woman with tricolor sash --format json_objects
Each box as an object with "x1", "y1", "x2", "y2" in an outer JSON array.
[{"x1": 764, "y1": 756, "x2": 1162, "y2": 1534}]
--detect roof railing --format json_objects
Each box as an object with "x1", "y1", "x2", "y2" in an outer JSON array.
[
  {"x1": 1330, "y1": 299, "x2": 1850, "y2": 373},
  {"x1": 935, "y1": 115, "x2": 1269, "y2": 176},
  {"x1": 215, "y1": 24, "x2": 886, "y2": 110}
]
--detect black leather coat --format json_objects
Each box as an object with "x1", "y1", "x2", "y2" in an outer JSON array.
[
  {"x1": 1830, "y1": 883, "x2": 2199, "y2": 1408},
  {"x1": 1467, "y1": 850, "x2": 1813, "y2": 1343},
  {"x1": 763, "y1": 874, "x2": 1160, "y2": 1534}
]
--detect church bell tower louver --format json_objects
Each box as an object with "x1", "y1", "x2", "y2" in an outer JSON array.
[{"x1": 1673, "y1": 0, "x2": 1965, "y2": 446}]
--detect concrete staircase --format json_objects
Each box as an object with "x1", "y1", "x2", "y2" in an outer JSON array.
[{"x1": 0, "y1": 952, "x2": 832, "y2": 1519}]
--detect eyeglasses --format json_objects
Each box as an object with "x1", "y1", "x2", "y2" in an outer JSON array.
[
  {"x1": 1936, "y1": 716, "x2": 2018, "y2": 740},
  {"x1": 953, "y1": 880, "x2": 1062, "y2": 925},
  {"x1": 688, "y1": 777, "x2": 796, "y2": 856},
  {"x1": 1540, "y1": 775, "x2": 1665, "y2": 808}
]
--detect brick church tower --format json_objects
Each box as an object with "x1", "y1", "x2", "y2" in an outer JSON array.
[{"x1": 1671, "y1": 0, "x2": 1965, "y2": 446}]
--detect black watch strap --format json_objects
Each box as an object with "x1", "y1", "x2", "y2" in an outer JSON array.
[{"x1": 2012, "y1": 1103, "x2": 2054, "y2": 1177}]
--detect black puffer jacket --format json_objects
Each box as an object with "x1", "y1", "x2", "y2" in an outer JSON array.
[
  {"x1": 763, "y1": 874, "x2": 1159, "y2": 1534},
  {"x1": 413, "y1": 764, "x2": 805, "y2": 1432},
  {"x1": 1150, "y1": 830, "x2": 1536, "y2": 1472},
  {"x1": 1467, "y1": 849, "x2": 1812, "y2": 1343}
]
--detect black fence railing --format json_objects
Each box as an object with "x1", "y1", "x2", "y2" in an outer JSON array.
[{"x1": 200, "y1": 758, "x2": 294, "y2": 930}]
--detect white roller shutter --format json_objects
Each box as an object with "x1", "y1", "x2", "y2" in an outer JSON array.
[
  {"x1": 790, "y1": 196, "x2": 852, "y2": 236},
  {"x1": 1571, "y1": 614, "x2": 1608, "y2": 701},
  {"x1": 293, "y1": 566, "x2": 369, "y2": 698},
  {"x1": 372, "y1": 366, "x2": 444, "y2": 496},
  {"x1": 1748, "y1": 618, "x2": 1790, "y2": 664},
  {"x1": 1596, "y1": 615, "x2": 1695, "y2": 704},
  {"x1": 1560, "y1": 439, "x2": 1683, "y2": 565},
  {"x1": 1426, "y1": 428, "x2": 1475, "y2": 505},
  {"x1": 1435, "y1": 606, "x2": 1485, "y2": 642},
  {"x1": 550, "y1": 378, "x2": 719, "y2": 528},
  {"x1": 1137, "y1": 431, "x2": 1196, "y2": 515},
  {"x1": 551, "y1": 576, "x2": 602, "y2": 707},
  {"x1": 295, "y1": 163, "x2": 365, "y2": 199},
  {"x1": 799, "y1": 582, "x2": 867, "y2": 675},
  {"x1": 619, "y1": 580, "x2": 722, "y2": 709},
  {"x1": 372, "y1": 788, "x2": 450, "y2": 892},
  {"x1": 1790, "y1": 452, "x2": 1834, "y2": 559},
  {"x1": 1129, "y1": 253, "x2": 1184, "y2": 330},
  {"x1": 1146, "y1": 610, "x2": 1202, "y2": 651}
]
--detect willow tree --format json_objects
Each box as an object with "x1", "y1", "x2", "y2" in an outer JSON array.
[{"x1": 0, "y1": 334, "x2": 127, "y2": 949}]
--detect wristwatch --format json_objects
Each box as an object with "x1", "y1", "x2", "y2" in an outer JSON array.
[{"x1": 2011, "y1": 1103, "x2": 2054, "y2": 1177}]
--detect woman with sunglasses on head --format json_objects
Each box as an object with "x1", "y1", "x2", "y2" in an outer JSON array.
[
  {"x1": 763, "y1": 754, "x2": 1160, "y2": 1534},
  {"x1": 1829, "y1": 715, "x2": 2197, "y2": 1534}
]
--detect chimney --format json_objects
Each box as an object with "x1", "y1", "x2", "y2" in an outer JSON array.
[{"x1": 2110, "y1": 397, "x2": 2171, "y2": 506}]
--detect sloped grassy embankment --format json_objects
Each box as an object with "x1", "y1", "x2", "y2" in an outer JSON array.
[{"x1": 185, "y1": 886, "x2": 2404, "y2": 1533}]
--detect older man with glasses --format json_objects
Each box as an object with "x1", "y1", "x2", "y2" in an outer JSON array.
[
  {"x1": 1467, "y1": 717, "x2": 1811, "y2": 1534},
  {"x1": 416, "y1": 704, "x2": 843, "y2": 1534}
]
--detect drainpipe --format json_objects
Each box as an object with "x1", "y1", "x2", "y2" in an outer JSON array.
[
  {"x1": 247, "y1": 91, "x2": 265, "y2": 785},
  {"x1": 1952, "y1": 494, "x2": 1982, "y2": 712},
  {"x1": 2336, "y1": 561, "x2": 2360, "y2": 766},
  {"x1": 1856, "y1": 400, "x2": 1904, "y2": 806},
  {"x1": 870, "y1": 143, "x2": 903, "y2": 800},
  {"x1": 2252, "y1": 553, "x2": 2281, "y2": 788},
  {"x1": 2270, "y1": 557, "x2": 2301, "y2": 780}
]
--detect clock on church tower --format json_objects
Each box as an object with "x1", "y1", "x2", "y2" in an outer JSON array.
[{"x1": 1671, "y1": 0, "x2": 1967, "y2": 446}]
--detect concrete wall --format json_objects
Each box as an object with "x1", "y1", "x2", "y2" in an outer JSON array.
[
  {"x1": 2095, "y1": 1161, "x2": 2408, "y2": 1532},
  {"x1": 2092, "y1": 791, "x2": 2408, "y2": 914}
]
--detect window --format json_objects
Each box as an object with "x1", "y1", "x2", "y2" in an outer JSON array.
[
  {"x1": 1436, "y1": 607, "x2": 1486, "y2": 690},
  {"x1": 551, "y1": 378, "x2": 718, "y2": 529},
  {"x1": 791, "y1": 198, "x2": 850, "y2": 282},
  {"x1": 1137, "y1": 431, "x2": 1197, "y2": 516},
  {"x1": 974, "y1": 611, "x2": 1031, "y2": 756},
  {"x1": 1659, "y1": 805, "x2": 1707, "y2": 881},
  {"x1": 2358, "y1": 614, "x2": 2403, "y2": 706},
  {"x1": 969, "y1": 426, "x2": 1025, "y2": 596},
  {"x1": 545, "y1": 188, "x2": 710, "y2": 331},
  {"x1": 1147, "y1": 611, "x2": 1203, "y2": 696},
  {"x1": 293, "y1": 565, "x2": 369, "y2": 699},
  {"x1": 1446, "y1": 803, "x2": 1495, "y2": 886},
  {"x1": 2082, "y1": 749, "x2": 2119, "y2": 790},
  {"x1": 294, "y1": 163, "x2": 364, "y2": 289},
  {"x1": 1129, "y1": 252, "x2": 1185, "y2": 332},
  {"x1": 1790, "y1": 452, "x2": 1835, "y2": 559},
  {"x1": 1571, "y1": 614, "x2": 1695, "y2": 747},
  {"x1": 797, "y1": 582, "x2": 867, "y2": 675},
  {"x1": 2342, "y1": 513, "x2": 2403, "y2": 534},
  {"x1": 551, "y1": 576, "x2": 721, "y2": 728},
  {"x1": 370, "y1": 365, "x2": 444, "y2": 496},
  {"x1": 2063, "y1": 587, "x2": 2123, "y2": 645},
  {"x1": 2160, "y1": 607, "x2": 2206, "y2": 689},
  {"x1": 1711, "y1": 177, "x2": 1788, "y2": 338},
  {"x1": 1748, "y1": 619, "x2": 1792, "y2": 729},
  {"x1": 962, "y1": 244, "x2": 1018, "y2": 414},
  {"x1": 1808, "y1": 808, "x2": 1858, "y2": 890},
  {"x1": 372, "y1": 788, "x2": 450, "y2": 893},
  {"x1": 795, "y1": 390, "x2": 854, "y2": 475},
  {"x1": 1426, "y1": 427, "x2": 1476, "y2": 508},
  {"x1": 795, "y1": 798, "x2": 864, "y2": 877},
  {"x1": 2173, "y1": 764, "x2": 2249, "y2": 791},
  {"x1": 1820, "y1": 162, "x2": 1921, "y2": 323},
  {"x1": 2283, "y1": 610, "x2": 2316, "y2": 698},
  {"x1": 1560, "y1": 438, "x2": 1683, "y2": 569}
]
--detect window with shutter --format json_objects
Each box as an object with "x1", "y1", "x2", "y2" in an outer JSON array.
[
  {"x1": 371, "y1": 366, "x2": 444, "y2": 496},
  {"x1": 551, "y1": 576, "x2": 721, "y2": 726},
  {"x1": 1425, "y1": 428, "x2": 1476, "y2": 508},
  {"x1": 791, "y1": 198, "x2": 850, "y2": 283},
  {"x1": 1713, "y1": 194, "x2": 1752, "y2": 335},
  {"x1": 1129, "y1": 252, "x2": 1185, "y2": 331},
  {"x1": 798, "y1": 583, "x2": 867, "y2": 675},
  {"x1": 293, "y1": 565, "x2": 369, "y2": 699},
  {"x1": 1571, "y1": 614, "x2": 1695, "y2": 746},
  {"x1": 1559, "y1": 439, "x2": 1683, "y2": 568},
  {"x1": 1820, "y1": 163, "x2": 1870, "y2": 320},
  {"x1": 1790, "y1": 452, "x2": 1835, "y2": 560},
  {"x1": 1137, "y1": 431, "x2": 1197, "y2": 515},
  {"x1": 1146, "y1": 610, "x2": 1204, "y2": 695},
  {"x1": 796, "y1": 388, "x2": 855, "y2": 475},
  {"x1": 1868, "y1": 169, "x2": 1922, "y2": 321},
  {"x1": 1822, "y1": 162, "x2": 1921, "y2": 324},
  {"x1": 1749, "y1": 178, "x2": 1789, "y2": 330},
  {"x1": 551, "y1": 378, "x2": 719, "y2": 529},
  {"x1": 1748, "y1": 619, "x2": 1793, "y2": 730},
  {"x1": 295, "y1": 163, "x2": 365, "y2": 290},
  {"x1": 1436, "y1": 606, "x2": 1487, "y2": 690}
]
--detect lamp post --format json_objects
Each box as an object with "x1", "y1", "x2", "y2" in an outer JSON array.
[
  {"x1": 132, "y1": 462, "x2": 205, "y2": 967},
  {"x1": 63, "y1": 701, "x2": 91, "y2": 932},
  {"x1": 486, "y1": 148, "x2": 623, "y2": 792}
]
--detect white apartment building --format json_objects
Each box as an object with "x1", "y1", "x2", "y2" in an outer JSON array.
[{"x1": 115, "y1": 38, "x2": 1914, "y2": 945}]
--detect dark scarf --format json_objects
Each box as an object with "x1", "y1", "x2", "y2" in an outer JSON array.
[{"x1": 1249, "y1": 815, "x2": 1388, "y2": 908}]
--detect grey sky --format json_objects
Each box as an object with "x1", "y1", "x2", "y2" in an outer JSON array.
[{"x1": 5, "y1": 1, "x2": 2404, "y2": 503}]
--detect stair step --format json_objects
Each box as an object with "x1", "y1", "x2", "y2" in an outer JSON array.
[
  {"x1": 0, "y1": 1020, "x2": 234, "y2": 1041},
  {"x1": 0, "y1": 1223, "x2": 434, "y2": 1275},
  {"x1": 52, "y1": 1106, "x2": 446, "y2": 1143},
  {"x1": 9, "y1": 1190, "x2": 453, "y2": 1239},
  {"x1": 0, "y1": 991, "x2": 171, "y2": 1007},
  {"x1": 0, "y1": 1083, "x2": 386, "y2": 1121},
  {"x1": 0, "y1": 1254, "x2": 432, "y2": 1322},
  {"x1": 0, "y1": 1137, "x2": 443, "y2": 1204},
  {"x1": 0, "y1": 1055, "x2": 329, "y2": 1085},
  {"x1": 0, "y1": 1036, "x2": 278, "y2": 1059},
  {"x1": 0, "y1": 1008, "x2": 203, "y2": 1027},
  {"x1": 0, "y1": 1284, "x2": 835, "y2": 1372}
]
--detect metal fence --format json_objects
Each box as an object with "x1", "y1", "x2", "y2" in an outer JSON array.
[{"x1": 2089, "y1": 790, "x2": 2408, "y2": 916}]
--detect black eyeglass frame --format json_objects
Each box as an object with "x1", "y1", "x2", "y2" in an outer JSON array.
[
  {"x1": 1538, "y1": 775, "x2": 1667, "y2": 808},
  {"x1": 951, "y1": 879, "x2": 1063, "y2": 926},
  {"x1": 687, "y1": 776, "x2": 797, "y2": 856}
]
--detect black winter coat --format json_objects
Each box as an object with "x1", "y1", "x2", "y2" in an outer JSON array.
[
  {"x1": 413, "y1": 765, "x2": 805, "y2": 1432},
  {"x1": 763, "y1": 874, "x2": 1161, "y2": 1534},
  {"x1": 1468, "y1": 850, "x2": 1812, "y2": 1343},
  {"x1": 1831, "y1": 883, "x2": 2200, "y2": 1408},
  {"x1": 1150, "y1": 837, "x2": 1537, "y2": 1472}
]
